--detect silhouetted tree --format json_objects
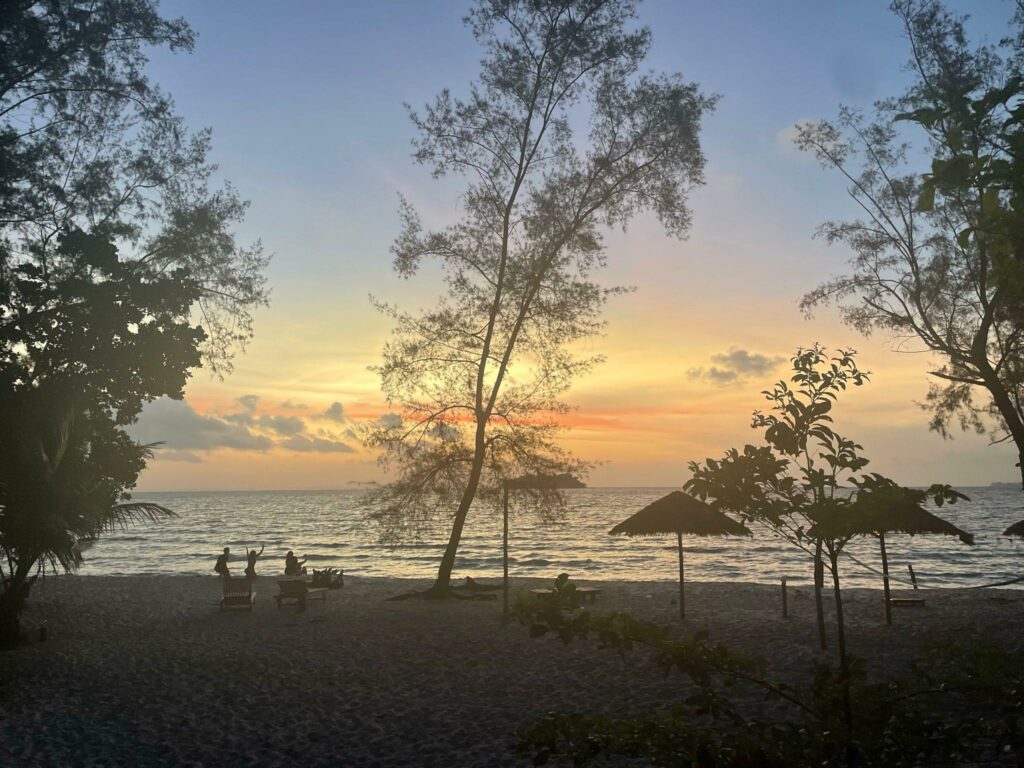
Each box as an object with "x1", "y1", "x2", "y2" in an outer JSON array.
[
  {"x1": 368, "y1": 0, "x2": 714, "y2": 595},
  {"x1": 0, "y1": 1, "x2": 269, "y2": 641},
  {"x1": 797, "y1": 0, "x2": 1024, "y2": 491},
  {"x1": 0, "y1": 230, "x2": 204, "y2": 642},
  {"x1": 0, "y1": 0, "x2": 269, "y2": 374},
  {"x1": 685, "y1": 346, "x2": 963, "y2": 735}
]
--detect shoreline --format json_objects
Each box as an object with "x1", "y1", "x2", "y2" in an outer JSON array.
[
  {"x1": 4, "y1": 575, "x2": 1024, "y2": 766},
  {"x1": 59, "y1": 570, "x2": 1024, "y2": 593}
]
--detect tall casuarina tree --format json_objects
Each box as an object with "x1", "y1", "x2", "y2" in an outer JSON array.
[{"x1": 368, "y1": 0, "x2": 714, "y2": 595}]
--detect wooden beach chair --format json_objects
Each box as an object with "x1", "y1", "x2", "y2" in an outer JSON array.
[
  {"x1": 274, "y1": 579, "x2": 328, "y2": 608},
  {"x1": 220, "y1": 579, "x2": 255, "y2": 611}
]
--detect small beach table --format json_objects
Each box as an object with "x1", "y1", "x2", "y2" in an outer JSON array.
[
  {"x1": 529, "y1": 586, "x2": 601, "y2": 604},
  {"x1": 274, "y1": 579, "x2": 328, "y2": 608}
]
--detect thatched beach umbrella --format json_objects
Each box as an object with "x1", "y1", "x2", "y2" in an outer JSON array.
[
  {"x1": 609, "y1": 491, "x2": 750, "y2": 619},
  {"x1": 1003, "y1": 519, "x2": 1024, "y2": 538},
  {"x1": 845, "y1": 501, "x2": 973, "y2": 625}
]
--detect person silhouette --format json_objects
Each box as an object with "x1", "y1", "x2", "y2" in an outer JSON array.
[
  {"x1": 244, "y1": 544, "x2": 265, "y2": 580},
  {"x1": 214, "y1": 547, "x2": 231, "y2": 579},
  {"x1": 284, "y1": 550, "x2": 307, "y2": 576}
]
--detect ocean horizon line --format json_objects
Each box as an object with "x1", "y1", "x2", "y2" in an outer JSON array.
[
  {"x1": 134, "y1": 482, "x2": 1020, "y2": 495},
  {"x1": 134, "y1": 484, "x2": 680, "y2": 494}
]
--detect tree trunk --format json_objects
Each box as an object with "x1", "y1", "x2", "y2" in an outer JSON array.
[
  {"x1": 433, "y1": 432, "x2": 488, "y2": 592},
  {"x1": 879, "y1": 533, "x2": 892, "y2": 626},
  {"x1": 677, "y1": 533, "x2": 685, "y2": 621},
  {"x1": 0, "y1": 565, "x2": 36, "y2": 645},
  {"x1": 984, "y1": 379, "x2": 1024, "y2": 493},
  {"x1": 814, "y1": 538, "x2": 827, "y2": 650},
  {"x1": 974, "y1": 329, "x2": 1024, "y2": 494},
  {"x1": 828, "y1": 549, "x2": 853, "y2": 737},
  {"x1": 502, "y1": 483, "x2": 509, "y2": 622}
]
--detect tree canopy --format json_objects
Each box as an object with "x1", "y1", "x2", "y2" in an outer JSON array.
[
  {"x1": 797, "y1": 0, "x2": 1024, "y2": 489},
  {"x1": 686, "y1": 345, "x2": 964, "y2": 732},
  {"x1": 0, "y1": 0, "x2": 269, "y2": 642},
  {"x1": 368, "y1": 0, "x2": 714, "y2": 593},
  {"x1": 0, "y1": 0, "x2": 269, "y2": 375}
]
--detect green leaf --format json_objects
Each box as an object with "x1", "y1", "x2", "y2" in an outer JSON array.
[
  {"x1": 917, "y1": 184, "x2": 935, "y2": 212},
  {"x1": 895, "y1": 106, "x2": 945, "y2": 128},
  {"x1": 981, "y1": 189, "x2": 1002, "y2": 216}
]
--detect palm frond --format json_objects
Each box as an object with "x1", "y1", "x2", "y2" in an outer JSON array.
[{"x1": 101, "y1": 503, "x2": 177, "y2": 533}]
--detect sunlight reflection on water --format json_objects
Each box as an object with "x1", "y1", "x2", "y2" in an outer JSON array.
[{"x1": 78, "y1": 487, "x2": 1024, "y2": 588}]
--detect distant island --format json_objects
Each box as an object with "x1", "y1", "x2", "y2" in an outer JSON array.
[
  {"x1": 508, "y1": 473, "x2": 586, "y2": 489},
  {"x1": 990, "y1": 482, "x2": 1022, "y2": 489}
]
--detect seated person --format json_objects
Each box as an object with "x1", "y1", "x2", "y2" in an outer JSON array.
[
  {"x1": 214, "y1": 547, "x2": 231, "y2": 579},
  {"x1": 284, "y1": 550, "x2": 308, "y2": 576}
]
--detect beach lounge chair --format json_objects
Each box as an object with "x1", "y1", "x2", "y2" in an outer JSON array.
[
  {"x1": 274, "y1": 579, "x2": 328, "y2": 608},
  {"x1": 221, "y1": 579, "x2": 255, "y2": 611}
]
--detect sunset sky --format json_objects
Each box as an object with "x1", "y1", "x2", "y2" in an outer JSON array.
[{"x1": 130, "y1": 0, "x2": 1020, "y2": 491}]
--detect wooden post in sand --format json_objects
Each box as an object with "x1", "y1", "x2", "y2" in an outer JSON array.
[
  {"x1": 907, "y1": 563, "x2": 918, "y2": 589},
  {"x1": 781, "y1": 577, "x2": 788, "y2": 618},
  {"x1": 677, "y1": 532, "x2": 685, "y2": 620},
  {"x1": 502, "y1": 482, "x2": 509, "y2": 623},
  {"x1": 879, "y1": 533, "x2": 892, "y2": 626}
]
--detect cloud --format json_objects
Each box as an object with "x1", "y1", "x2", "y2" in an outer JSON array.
[
  {"x1": 280, "y1": 435, "x2": 355, "y2": 453},
  {"x1": 375, "y1": 413, "x2": 403, "y2": 430},
  {"x1": 775, "y1": 119, "x2": 816, "y2": 160},
  {"x1": 689, "y1": 348, "x2": 784, "y2": 384},
  {"x1": 692, "y1": 366, "x2": 741, "y2": 383},
  {"x1": 158, "y1": 449, "x2": 205, "y2": 463},
  {"x1": 237, "y1": 394, "x2": 260, "y2": 411},
  {"x1": 323, "y1": 401, "x2": 346, "y2": 422},
  {"x1": 130, "y1": 397, "x2": 358, "y2": 457},
  {"x1": 280, "y1": 400, "x2": 307, "y2": 410},
  {"x1": 429, "y1": 422, "x2": 459, "y2": 441},
  {"x1": 224, "y1": 394, "x2": 262, "y2": 426},
  {"x1": 257, "y1": 414, "x2": 305, "y2": 435},
  {"x1": 129, "y1": 398, "x2": 273, "y2": 452},
  {"x1": 218, "y1": 402, "x2": 305, "y2": 436}
]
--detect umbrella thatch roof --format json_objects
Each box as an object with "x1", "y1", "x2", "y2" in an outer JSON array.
[
  {"x1": 813, "y1": 499, "x2": 973, "y2": 545},
  {"x1": 1004, "y1": 519, "x2": 1024, "y2": 537},
  {"x1": 609, "y1": 491, "x2": 750, "y2": 537},
  {"x1": 871, "y1": 504, "x2": 973, "y2": 544}
]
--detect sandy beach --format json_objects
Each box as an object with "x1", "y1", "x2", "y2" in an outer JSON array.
[{"x1": 2, "y1": 575, "x2": 1023, "y2": 767}]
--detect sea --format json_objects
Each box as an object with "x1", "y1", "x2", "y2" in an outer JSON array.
[{"x1": 78, "y1": 486, "x2": 1024, "y2": 589}]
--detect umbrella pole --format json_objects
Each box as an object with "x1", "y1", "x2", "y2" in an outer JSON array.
[
  {"x1": 677, "y1": 532, "x2": 685, "y2": 620},
  {"x1": 502, "y1": 482, "x2": 509, "y2": 624},
  {"x1": 879, "y1": 533, "x2": 892, "y2": 626}
]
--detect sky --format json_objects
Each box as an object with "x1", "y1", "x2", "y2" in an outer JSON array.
[{"x1": 130, "y1": 0, "x2": 1021, "y2": 491}]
